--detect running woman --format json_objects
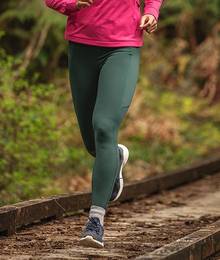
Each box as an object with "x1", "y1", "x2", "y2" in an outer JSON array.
[{"x1": 44, "y1": 0, "x2": 163, "y2": 248}]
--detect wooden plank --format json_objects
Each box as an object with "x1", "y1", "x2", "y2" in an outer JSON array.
[
  {"x1": 49, "y1": 192, "x2": 91, "y2": 212},
  {"x1": 117, "y1": 153, "x2": 220, "y2": 202},
  {"x1": 119, "y1": 176, "x2": 159, "y2": 201},
  {"x1": 14, "y1": 198, "x2": 64, "y2": 227},
  {"x1": 1, "y1": 154, "x2": 220, "y2": 236},
  {"x1": 0, "y1": 206, "x2": 17, "y2": 235},
  {"x1": 135, "y1": 219, "x2": 220, "y2": 260}
]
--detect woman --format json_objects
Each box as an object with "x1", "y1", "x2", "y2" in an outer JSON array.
[{"x1": 44, "y1": 0, "x2": 163, "y2": 248}]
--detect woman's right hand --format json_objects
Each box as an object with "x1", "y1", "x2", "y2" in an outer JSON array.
[{"x1": 76, "y1": 0, "x2": 94, "y2": 10}]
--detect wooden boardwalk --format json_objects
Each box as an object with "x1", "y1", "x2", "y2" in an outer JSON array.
[{"x1": 0, "y1": 172, "x2": 219, "y2": 259}]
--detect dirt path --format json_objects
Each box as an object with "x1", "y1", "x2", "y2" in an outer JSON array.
[{"x1": 0, "y1": 173, "x2": 220, "y2": 260}]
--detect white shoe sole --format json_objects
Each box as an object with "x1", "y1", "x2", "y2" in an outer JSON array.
[
  {"x1": 79, "y1": 235, "x2": 104, "y2": 248},
  {"x1": 111, "y1": 144, "x2": 129, "y2": 202}
]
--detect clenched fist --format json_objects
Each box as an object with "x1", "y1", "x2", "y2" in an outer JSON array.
[
  {"x1": 139, "y1": 14, "x2": 158, "y2": 34},
  {"x1": 76, "y1": 0, "x2": 94, "y2": 10}
]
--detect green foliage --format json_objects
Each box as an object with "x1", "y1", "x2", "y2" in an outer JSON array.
[
  {"x1": 160, "y1": 0, "x2": 220, "y2": 35},
  {"x1": 0, "y1": 0, "x2": 220, "y2": 205},
  {"x1": 128, "y1": 84, "x2": 220, "y2": 171},
  {"x1": 0, "y1": 48, "x2": 61, "y2": 205},
  {"x1": 0, "y1": 0, "x2": 67, "y2": 80}
]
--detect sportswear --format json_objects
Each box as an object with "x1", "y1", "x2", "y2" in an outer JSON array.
[
  {"x1": 44, "y1": 0, "x2": 163, "y2": 47},
  {"x1": 68, "y1": 41, "x2": 140, "y2": 209},
  {"x1": 79, "y1": 217, "x2": 104, "y2": 248}
]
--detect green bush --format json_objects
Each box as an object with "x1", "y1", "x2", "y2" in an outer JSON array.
[{"x1": 0, "y1": 48, "x2": 61, "y2": 205}]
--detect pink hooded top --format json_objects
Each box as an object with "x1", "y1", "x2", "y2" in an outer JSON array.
[{"x1": 44, "y1": 0, "x2": 163, "y2": 47}]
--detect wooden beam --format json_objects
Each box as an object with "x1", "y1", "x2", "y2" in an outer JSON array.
[
  {"x1": 136, "y1": 219, "x2": 220, "y2": 260},
  {"x1": 1, "y1": 154, "x2": 220, "y2": 236}
]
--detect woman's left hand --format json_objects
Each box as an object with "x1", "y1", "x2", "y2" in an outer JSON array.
[{"x1": 139, "y1": 14, "x2": 158, "y2": 34}]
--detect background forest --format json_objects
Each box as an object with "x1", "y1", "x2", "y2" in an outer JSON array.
[{"x1": 0, "y1": 0, "x2": 220, "y2": 206}]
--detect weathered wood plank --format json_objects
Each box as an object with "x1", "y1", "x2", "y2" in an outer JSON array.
[
  {"x1": 0, "y1": 206, "x2": 17, "y2": 235},
  {"x1": 1, "y1": 154, "x2": 220, "y2": 236},
  {"x1": 49, "y1": 192, "x2": 91, "y2": 212},
  {"x1": 15, "y1": 198, "x2": 64, "y2": 227},
  {"x1": 118, "y1": 153, "x2": 220, "y2": 202},
  {"x1": 135, "y1": 219, "x2": 220, "y2": 260}
]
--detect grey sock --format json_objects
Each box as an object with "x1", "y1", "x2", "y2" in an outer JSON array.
[{"x1": 88, "y1": 205, "x2": 106, "y2": 226}]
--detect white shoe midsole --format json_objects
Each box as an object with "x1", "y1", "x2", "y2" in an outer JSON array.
[
  {"x1": 79, "y1": 235, "x2": 104, "y2": 247},
  {"x1": 113, "y1": 144, "x2": 129, "y2": 201}
]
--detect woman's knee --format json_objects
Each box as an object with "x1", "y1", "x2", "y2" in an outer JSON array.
[{"x1": 92, "y1": 117, "x2": 117, "y2": 143}]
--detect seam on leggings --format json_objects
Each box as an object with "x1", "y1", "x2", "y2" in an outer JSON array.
[{"x1": 120, "y1": 50, "x2": 133, "y2": 109}]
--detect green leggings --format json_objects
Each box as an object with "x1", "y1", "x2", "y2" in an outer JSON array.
[{"x1": 68, "y1": 41, "x2": 141, "y2": 209}]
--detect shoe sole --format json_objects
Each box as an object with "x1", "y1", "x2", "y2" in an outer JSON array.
[
  {"x1": 79, "y1": 235, "x2": 104, "y2": 248},
  {"x1": 111, "y1": 144, "x2": 129, "y2": 202}
]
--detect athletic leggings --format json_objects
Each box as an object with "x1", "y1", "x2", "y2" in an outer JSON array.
[{"x1": 68, "y1": 41, "x2": 141, "y2": 209}]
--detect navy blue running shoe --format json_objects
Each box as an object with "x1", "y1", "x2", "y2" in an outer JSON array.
[
  {"x1": 79, "y1": 217, "x2": 104, "y2": 248},
  {"x1": 109, "y1": 144, "x2": 129, "y2": 202}
]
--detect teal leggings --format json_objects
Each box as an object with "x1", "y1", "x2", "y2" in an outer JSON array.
[{"x1": 68, "y1": 41, "x2": 141, "y2": 209}]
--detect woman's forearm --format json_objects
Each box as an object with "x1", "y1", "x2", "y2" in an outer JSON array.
[
  {"x1": 44, "y1": 0, "x2": 78, "y2": 16},
  {"x1": 144, "y1": 0, "x2": 163, "y2": 20}
]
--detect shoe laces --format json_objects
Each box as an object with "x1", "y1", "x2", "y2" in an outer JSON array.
[{"x1": 86, "y1": 217, "x2": 102, "y2": 234}]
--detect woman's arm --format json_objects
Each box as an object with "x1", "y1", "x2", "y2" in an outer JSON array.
[
  {"x1": 44, "y1": 0, "x2": 78, "y2": 16},
  {"x1": 144, "y1": 0, "x2": 163, "y2": 21}
]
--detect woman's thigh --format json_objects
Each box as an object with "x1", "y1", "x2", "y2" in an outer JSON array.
[
  {"x1": 68, "y1": 41, "x2": 101, "y2": 154},
  {"x1": 92, "y1": 47, "x2": 141, "y2": 127},
  {"x1": 68, "y1": 41, "x2": 100, "y2": 113}
]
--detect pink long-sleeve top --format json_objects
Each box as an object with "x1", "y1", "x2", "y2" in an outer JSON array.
[{"x1": 44, "y1": 0, "x2": 163, "y2": 47}]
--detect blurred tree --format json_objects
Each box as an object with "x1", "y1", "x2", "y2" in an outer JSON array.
[{"x1": 0, "y1": 0, "x2": 67, "y2": 80}]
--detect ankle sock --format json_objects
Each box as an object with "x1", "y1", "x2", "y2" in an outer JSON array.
[{"x1": 88, "y1": 205, "x2": 106, "y2": 226}]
